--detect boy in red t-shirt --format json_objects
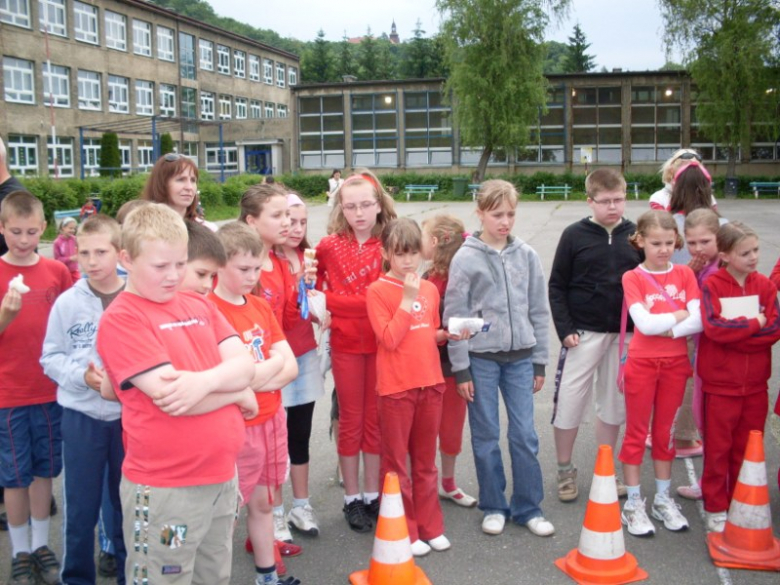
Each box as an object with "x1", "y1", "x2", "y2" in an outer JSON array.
[
  {"x1": 208, "y1": 222, "x2": 299, "y2": 585},
  {"x1": 0, "y1": 191, "x2": 72, "y2": 582},
  {"x1": 96, "y1": 204, "x2": 257, "y2": 584}
]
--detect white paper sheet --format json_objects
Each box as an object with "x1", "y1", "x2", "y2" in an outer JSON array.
[{"x1": 720, "y1": 295, "x2": 759, "y2": 319}]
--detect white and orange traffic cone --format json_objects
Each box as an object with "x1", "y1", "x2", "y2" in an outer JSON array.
[
  {"x1": 707, "y1": 430, "x2": 780, "y2": 571},
  {"x1": 349, "y1": 472, "x2": 431, "y2": 585},
  {"x1": 555, "y1": 445, "x2": 648, "y2": 585}
]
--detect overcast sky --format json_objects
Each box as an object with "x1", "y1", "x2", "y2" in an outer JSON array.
[{"x1": 211, "y1": 0, "x2": 673, "y2": 72}]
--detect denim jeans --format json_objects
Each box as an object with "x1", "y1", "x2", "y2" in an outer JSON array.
[{"x1": 468, "y1": 356, "x2": 544, "y2": 524}]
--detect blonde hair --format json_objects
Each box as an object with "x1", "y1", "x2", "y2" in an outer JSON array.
[
  {"x1": 327, "y1": 168, "x2": 397, "y2": 238},
  {"x1": 216, "y1": 221, "x2": 263, "y2": 259},
  {"x1": 116, "y1": 199, "x2": 152, "y2": 225},
  {"x1": 476, "y1": 179, "x2": 518, "y2": 211},
  {"x1": 716, "y1": 221, "x2": 758, "y2": 256},
  {"x1": 629, "y1": 209, "x2": 683, "y2": 250},
  {"x1": 422, "y1": 214, "x2": 466, "y2": 278},
  {"x1": 77, "y1": 214, "x2": 121, "y2": 250},
  {"x1": 585, "y1": 168, "x2": 626, "y2": 198},
  {"x1": 0, "y1": 190, "x2": 45, "y2": 223},
  {"x1": 121, "y1": 203, "x2": 187, "y2": 259},
  {"x1": 684, "y1": 208, "x2": 720, "y2": 236},
  {"x1": 660, "y1": 148, "x2": 701, "y2": 184}
]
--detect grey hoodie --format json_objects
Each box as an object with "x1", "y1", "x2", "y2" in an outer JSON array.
[{"x1": 443, "y1": 233, "x2": 550, "y2": 382}]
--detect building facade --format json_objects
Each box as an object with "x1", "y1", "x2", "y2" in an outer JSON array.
[{"x1": 1, "y1": 0, "x2": 299, "y2": 177}]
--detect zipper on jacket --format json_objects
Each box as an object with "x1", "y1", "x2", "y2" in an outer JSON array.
[
  {"x1": 608, "y1": 233, "x2": 612, "y2": 245},
  {"x1": 500, "y1": 252, "x2": 514, "y2": 347}
]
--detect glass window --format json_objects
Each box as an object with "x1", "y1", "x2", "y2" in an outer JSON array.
[
  {"x1": 133, "y1": 20, "x2": 152, "y2": 57},
  {"x1": 137, "y1": 140, "x2": 153, "y2": 171},
  {"x1": 81, "y1": 137, "x2": 100, "y2": 176},
  {"x1": 199, "y1": 39, "x2": 213, "y2": 71},
  {"x1": 205, "y1": 143, "x2": 238, "y2": 173},
  {"x1": 157, "y1": 26, "x2": 175, "y2": 61},
  {"x1": 38, "y1": 0, "x2": 66, "y2": 37},
  {"x1": 181, "y1": 87, "x2": 196, "y2": 119},
  {"x1": 249, "y1": 55, "x2": 260, "y2": 81},
  {"x1": 179, "y1": 32, "x2": 195, "y2": 79},
  {"x1": 119, "y1": 139, "x2": 131, "y2": 172},
  {"x1": 265, "y1": 102, "x2": 275, "y2": 118},
  {"x1": 47, "y1": 136, "x2": 73, "y2": 177},
  {"x1": 7, "y1": 135, "x2": 38, "y2": 175},
  {"x1": 234, "y1": 50, "x2": 245, "y2": 78},
  {"x1": 1, "y1": 0, "x2": 31, "y2": 28},
  {"x1": 159, "y1": 83, "x2": 176, "y2": 117},
  {"x1": 218, "y1": 95, "x2": 231, "y2": 120},
  {"x1": 3, "y1": 57, "x2": 35, "y2": 103},
  {"x1": 250, "y1": 99, "x2": 261, "y2": 118},
  {"x1": 298, "y1": 95, "x2": 345, "y2": 169},
  {"x1": 288, "y1": 67, "x2": 297, "y2": 86},
  {"x1": 351, "y1": 93, "x2": 398, "y2": 167},
  {"x1": 201, "y1": 91, "x2": 215, "y2": 120},
  {"x1": 276, "y1": 62, "x2": 285, "y2": 88},
  {"x1": 73, "y1": 1, "x2": 97, "y2": 44},
  {"x1": 277, "y1": 104, "x2": 287, "y2": 118},
  {"x1": 108, "y1": 75, "x2": 129, "y2": 113},
  {"x1": 105, "y1": 11, "x2": 126, "y2": 51},
  {"x1": 235, "y1": 97, "x2": 247, "y2": 119},
  {"x1": 403, "y1": 90, "x2": 452, "y2": 166},
  {"x1": 135, "y1": 80, "x2": 153, "y2": 116},
  {"x1": 217, "y1": 45, "x2": 230, "y2": 75},
  {"x1": 263, "y1": 58, "x2": 273, "y2": 84},
  {"x1": 42, "y1": 62, "x2": 69, "y2": 107},
  {"x1": 77, "y1": 69, "x2": 100, "y2": 110}
]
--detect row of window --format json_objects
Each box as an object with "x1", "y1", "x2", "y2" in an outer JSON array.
[
  {"x1": 2, "y1": 56, "x2": 288, "y2": 119},
  {"x1": 1, "y1": 0, "x2": 298, "y2": 86}
]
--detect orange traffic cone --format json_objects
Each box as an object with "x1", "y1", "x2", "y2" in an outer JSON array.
[
  {"x1": 555, "y1": 445, "x2": 648, "y2": 585},
  {"x1": 707, "y1": 430, "x2": 780, "y2": 571},
  {"x1": 349, "y1": 472, "x2": 431, "y2": 585}
]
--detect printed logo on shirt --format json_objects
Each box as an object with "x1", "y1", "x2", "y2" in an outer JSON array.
[
  {"x1": 158, "y1": 317, "x2": 208, "y2": 331},
  {"x1": 410, "y1": 295, "x2": 429, "y2": 322},
  {"x1": 645, "y1": 284, "x2": 686, "y2": 309},
  {"x1": 242, "y1": 324, "x2": 267, "y2": 363},
  {"x1": 67, "y1": 320, "x2": 97, "y2": 349}
]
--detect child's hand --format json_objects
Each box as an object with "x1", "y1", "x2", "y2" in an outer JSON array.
[
  {"x1": 154, "y1": 369, "x2": 211, "y2": 416},
  {"x1": 1, "y1": 288, "x2": 23, "y2": 318},
  {"x1": 84, "y1": 362, "x2": 105, "y2": 391},
  {"x1": 303, "y1": 261, "x2": 318, "y2": 286},
  {"x1": 402, "y1": 273, "x2": 420, "y2": 302},
  {"x1": 562, "y1": 333, "x2": 580, "y2": 348},
  {"x1": 672, "y1": 309, "x2": 689, "y2": 323},
  {"x1": 757, "y1": 312, "x2": 767, "y2": 328},
  {"x1": 236, "y1": 387, "x2": 259, "y2": 420},
  {"x1": 687, "y1": 253, "x2": 707, "y2": 274},
  {"x1": 440, "y1": 329, "x2": 471, "y2": 342},
  {"x1": 457, "y1": 381, "x2": 474, "y2": 402},
  {"x1": 533, "y1": 375, "x2": 545, "y2": 394}
]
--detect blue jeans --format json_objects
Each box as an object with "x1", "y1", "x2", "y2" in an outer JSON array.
[{"x1": 468, "y1": 356, "x2": 544, "y2": 524}]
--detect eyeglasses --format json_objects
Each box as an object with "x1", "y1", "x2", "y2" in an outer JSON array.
[
  {"x1": 342, "y1": 201, "x2": 377, "y2": 212},
  {"x1": 163, "y1": 153, "x2": 183, "y2": 162},
  {"x1": 674, "y1": 151, "x2": 702, "y2": 163},
  {"x1": 590, "y1": 197, "x2": 626, "y2": 207}
]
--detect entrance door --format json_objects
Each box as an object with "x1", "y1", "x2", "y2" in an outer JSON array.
[{"x1": 245, "y1": 149, "x2": 272, "y2": 175}]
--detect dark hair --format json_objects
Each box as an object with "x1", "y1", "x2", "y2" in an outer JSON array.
[
  {"x1": 330, "y1": 169, "x2": 341, "y2": 178},
  {"x1": 669, "y1": 165, "x2": 714, "y2": 215},
  {"x1": 380, "y1": 218, "x2": 422, "y2": 271},
  {"x1": 186, "y1": 220, "x2": 227, "y2": 266},
  {"x1": 141, "y1": 154, "x2": 199, "y2": 220},
  {"x1": 287, "y1": 190, "x2": 311, "y2": 251},
  {"x1": 239, "y1": 183, "x2": 288, "y2": 222}
]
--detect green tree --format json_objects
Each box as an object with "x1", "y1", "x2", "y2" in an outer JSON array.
[
  {"x1": 159, "y1": 133, "x2": 174, "y2": 156},
  {"x1": 562, "y1": 24, "x2": 595, "y2": 72},
  {"x1": 301, "y1": 29, "x2": 332, "y2": 82},
  {"x1": 659, "y1": 0, "x2": 780, "y2": 176},
  {"x1": 403, "y1": 20, "x2": 432, "y2": 78},
  {"x1": 336, "y1": 33, "x2": 356, "y2": 78},
  {"x1": 376, "y1": 39, "x2": 396, "y2": 80},
  {"x1": 358, "y1": 27, "x2": 379, "y2": 80},
  {"x1": 98, "y1": 132, "x2": 121, "y2": 177},
  {"x1": 437, "y1": 0, "x2": 570, "y2": 181},
  {"x1": 543, "y1": 40, "x2": 568, "y2": 73}
]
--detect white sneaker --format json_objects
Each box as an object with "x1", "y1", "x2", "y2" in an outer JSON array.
[
  {"x1": 410, "y1": 540, "x2": 431, "y2": 557},
  {"x1": 621, "y1": 498, "x2": 656, "y2": 536},
  {"x1": 273, "y1": 509, "x2": 293, "y2": 543},
  {"x1": 525, "y1": 516, "x2": 555, "y2": 536},
  {"x1": 481, "y1": 513, "x2": 506, "y2": 535},
  {"x1": 706, "y1": 511, "x2": 728, "y2": 533},
  {"x1": 651, "y1": 493, "x2": 689, "y2": 532},
  {"x1": 427, "y1": 534, "x2": 451, "y2": 552},
  {"x1": 287, "y1": 504, "x2": 320, "y2": 536}
]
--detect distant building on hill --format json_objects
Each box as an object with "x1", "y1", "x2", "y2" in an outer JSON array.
[{"x1": 347, "y1": 20, "x2": 401, "y2": 45}]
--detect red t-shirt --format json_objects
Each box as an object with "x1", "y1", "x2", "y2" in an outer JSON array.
[
  {"x1": 208, "y1": 293, "x2": 286, "y2": 425},
  {"x1": 254, "y1": 251, "x2": 301, "y2": 332},
  {"x1": 0, "y1": 256, "x2": 72, "y2": 407},
  {"x1": 366, "y1": 275, "x2": 445, "y2": 396},
  {"x1": 277, "y1": 249, "x2": 317, "y2": 357},
  {"x1": 97, "y1": 291, "x2": 245, "y2": 487}
]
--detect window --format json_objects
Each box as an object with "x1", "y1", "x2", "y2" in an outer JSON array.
[
  {"x1": 217, "y1": 45, "x2": 230, "y2": 75},
  {"x1": 73, "y1": 1, "x2": 97, "y2": 44},
  {"x1": 265, "y1": 102, "x2": 275, "y2": 118},
  {"x1": 42, "y1": 62, "x2": 69, "y2": 107},
  {"x1": 108, "y1": 75, "x2": 129, "y2": 113},
  {"x1": 105, "y1": 11, "x2": 126, "y2": 51},
  {"x1": 631, "y1": 84, "x2": 682, "y2": 162},
  {"x1": 219, "y1": 95, "x2": 231, "y2": 120},
  {"x1": 263, "y1": 58, "x2": 273, "y2": 84},
  {"x1": 517, "y1": 86, "x2": 565, "y2": 164},
  {"x1": 137, "y1": 140, "x2": 153, "y2": 171},
  {"x1": 119, "y1": 140, "x2": 131, "y2": 172},
  {"x1": 351, "y1": 93, "x2": 398, "y2": 167},
  {"x1": 3, "y1": 57, "x2": 35, "y2": 104},
  {"x1": 181, "y1": 87, "x2": 197, "y2": 119},
  {"x1": 159, "y1": 83, "x2": 176, "y2": 117},
  {"x1": 77, "y1": 69, "x2": 100, "y2": 110},
  {"x1": 201, "y1": 91, "x2": 215, "y2": 120},
  {"x1": 39, "y1": 0, "x2": 66, "y2": 37},
  {"x1": 250, "y1": 99, "x2": 261, "y2": 119},
  {"x1": 47, "y1": 136, "x2": 73, "y2": 177},
  {"x1": 133, "y1": 20, "x2": 152, "y2": 57},
  {"x1": 199, "y1": 39, "x2": 213, "y2": 71},
  {"x1": 276, "y1": 62, "x2": 285, "y2": 88},
  {"x1": 249, "y1": 55, "x2": 260, "y2": 81},
  {"x1": 235, "y1": 97, "x2": 247, "y2": 119},
  {"x1": 179, "y1": 32, "x2": 195, "y2": 79},
  {"x1": 288, "y1": 67, "x2": 297, "y2": 87},
  {"x1": 157, "y1": 26, "x2": 175, "y2": 61},
  {"x1": 82, "y1": 137, "x2": 100, "y2": 176},
  {"x1": 298, "y1": 95, "x2": 346, "y2": 169},
  {"x1": 234, "y1": 50, "x2": 246, "y2": 78},
  {"x1": 135, "y1": 80, "x2": 153, "y2": 115},
  {"x1": 1, "y1": 0, "x2": 31, "y2": 28},
  {"x1": 572, "y1": 86, "x2": 623, "y2": 164},
  {"x1": 277, "y1": 104, "x2": 288, "y2": 118},
  {"x1": 206, "y1": 143, "x2": 238, "y2": 173},
  {"x1": 7, "y1": 135, "x2": 38, "y2": 175}
]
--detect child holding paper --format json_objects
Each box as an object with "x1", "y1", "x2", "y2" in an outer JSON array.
[{"x1": 698, "y1": 221, "x2": 780, "y2": 532}]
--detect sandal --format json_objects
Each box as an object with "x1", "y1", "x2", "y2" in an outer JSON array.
[{"x1": 557, "y1": 467, "x2": 578, "y2": 502}]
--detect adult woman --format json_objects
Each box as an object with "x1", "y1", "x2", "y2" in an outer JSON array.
[
  {"x1": 327, "y1": 169, "x2": 343, "y2": 208},
  {"x1": 142, "y1": 153, "x2": 199, "y2": 219}
]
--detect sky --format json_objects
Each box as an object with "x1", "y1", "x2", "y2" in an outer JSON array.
[{"x1": 210, "y1": 0, "x2": 675, "y2": 72}]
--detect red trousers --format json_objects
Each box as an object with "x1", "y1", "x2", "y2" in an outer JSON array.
[
  {"x1": 378, "y1": 385, "x2": 445, "y2": 543},
  {"x1": 701, "y1": 390, "x2": 768, "y2": 513},
  {"x1": 332, "y1": 351, "x2": 379, "y2": 456},
  {"x1": 438, "y1": 376, "x2": 467, "y2": 457},
  {"x1": 619, "y1": 355, "x2": 691, "y2": 466}
]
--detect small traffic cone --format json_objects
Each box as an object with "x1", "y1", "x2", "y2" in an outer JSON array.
[
  {"x1": 349, "y1": 472, "x2": 431, "y2": 585},
  {"x1": 707, "y1": 430, "x2": 780, "y2": 571},
  {"x1": 555, "y1": 445, "x2": 648, "y2": 585}
]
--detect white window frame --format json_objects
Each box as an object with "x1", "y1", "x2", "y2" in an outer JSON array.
[
  {"x1": 3, "y1": 57, "x2": 35, "y2": 104},
  {"x1": 135, "y1": 79, "x2": 153, "y2": 116},
  {"x1": 276, "y1": 62, "x2": 285, "y2": 88},
  {"x1": 157, "y1": 26, "x2": 175, "y2": 61},
  {"x1": 218, "y1": 95, "x2": 231, "y2": 120},
  {"x1": 119, "y1": 140, "x2": 131, "y2": 172},
  {"x1": 137, "y1": 140, "x2": 153, "y2": 171},
  {"x1": 199, "y1": 39, "x2": 213, "y2": 71},
  {"x1": 77, "y1": 69, "x2": 101, "y2": 110},
  {"x1": 38, "y1": 0, "x2": 66, "y2": 37},
  {"x1": 265, "y1": 102, "x2": 275, "y2": 118},
  {"x1": 1, "y1": 0, "x2": 31, "y2": 28},
  {"x1": 73, "y1": 1, "x2": 98, "y2": 44},
  {"x1": 42, "y1": 62, "x2": 69, "y2": 107},
  {"x1": 108, "y1": 74, "x2": 129, "y2": 113},
  {"x1": 133, "y1": 19, "x2": 152, "y2": 57},
  {"x1": 263, "y1": 58, "x2": 273, "y2": 84},
  {"x1": 82, "y1": 137, "x2": 100, "y2": 176},
  {"x1": 47, "y1": 136, "x2": 74, "y2": 177},
  {"x1": 205, "y1": 143, "x2": 238, "y2": 173},
  {"x1": 249, "y1": 55, "x2": 260, "y2": 81},
  {"x1": 217, "y1": 45, "x2": 230, "y2": 75},
  {"x1": 8, "y1": 135, "x2": 38, "y2": 175},
  {"x1": 250, "y1": 99, "x2": 261, "y2": 119},
  {"x1": 235, "y1": 97, "x2": 247, "y2": 119},
  {"x1": 159, "y1": 83, "x2": 176, "y2": 117},
  {"x1": 105, "y1": 11, "x2": 126, "y2": 51},
  {"x1": 234, "y1": 50, "x2": 246, "y2": 78},
  {"x1": 201, "y1": 91, "x2": 215, "y2": 120},
  {"x1": 277, "y1": 104, "x2": 288, "y2": 118},
  {"x1": 288, "y1": 67, "x2": 297, "y2": 87}
]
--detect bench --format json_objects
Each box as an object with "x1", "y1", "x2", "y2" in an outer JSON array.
[
  {"x1": 53, "y1": 209, "x2": 81, "y2": 227},
  {"x1": 626, "y1": 182, "x2": 641, "y2": 200},
  {"x1": 404, "y1": 184, "x2": 439, "y2": 202},
  {"x1": 468, "y1": 183, "x2": 481, "y2": 201},
  {"x1": 749, "y1": 182, "x2": 780, "y2": 198},
  {"x1": 536, "y1": 184, "x2": 571, "y2": 200}
]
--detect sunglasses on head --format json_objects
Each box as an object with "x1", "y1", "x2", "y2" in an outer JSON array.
[
  {"x1": 675, "y1": 151, "x2": 702, "y2": 162},
  {"x1": 163, "y1": 153, "x2": 183, "y2": 162}
]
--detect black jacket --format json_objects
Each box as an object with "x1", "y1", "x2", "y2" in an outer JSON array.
[{"x1": 548, "y1": 217, "x2": 641, "y2": 340}]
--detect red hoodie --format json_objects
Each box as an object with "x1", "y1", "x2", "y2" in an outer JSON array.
[
  {"x1": 698, "y1": 268, "x2": 780, "y2": 396},
  {"x1": 316, "y1": 233, "x2": 383, "y2": 353}
]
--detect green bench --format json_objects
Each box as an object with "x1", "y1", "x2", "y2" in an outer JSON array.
[
  {"x1": 536, "y1": 184, "x2": 571, "y2": 200},
  {"x1": 404, "y1": 184, "x2": 439, "y2": 202},
  {"x1": 626, "y1": 182, "x2": 641, "y2": 200},
  {"x1": 749, "y1": 182, "x2": 780, "y2": 198},
  {"x1": 468, "y1": 183, "x2": 481, "y2": 201},
  {"x1": 53, "y1": 208, "x2": 81, "y2": 227}
]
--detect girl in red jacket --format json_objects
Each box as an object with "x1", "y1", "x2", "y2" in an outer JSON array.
[
  {"x1": 698, "y1": 221, "x2": 780, "y2": 533},
  {"x1": 315, "y1": 169, "x2": 397, "y2": 532}
]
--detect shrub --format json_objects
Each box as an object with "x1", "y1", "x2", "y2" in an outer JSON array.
[
  {"x1": 160, "y1": 133, "x2": 175, "y2": 156},
  {"x1": 98, "y1": 132, "x2": 121, "y2": 178},
  {"x1": 21, "y1": 178, "x2": 79, "y2": 221}
]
